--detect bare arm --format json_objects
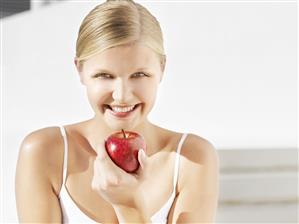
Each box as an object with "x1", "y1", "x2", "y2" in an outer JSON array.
[
  {"x1": 168, "y1": 135, "x2": 219, "y2": 223},
  {"x1": 15, "y1": 129, "x2": 63, "y2": 223}
]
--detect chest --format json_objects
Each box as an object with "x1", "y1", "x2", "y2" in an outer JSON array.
[{"x1": 63, "y1": 149, "x2": 178, "y2": 223}]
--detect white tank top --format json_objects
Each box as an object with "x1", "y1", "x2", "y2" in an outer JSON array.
[{"x1": 58, "y1": 126, "x2": 188, "y2": 224}]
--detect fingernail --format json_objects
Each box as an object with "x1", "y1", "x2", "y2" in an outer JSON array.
[
  {"x1": 141, "y1": 149, "x2": 146, "y2": 156},
  {"x1": 140, "y1": 149, "x2": 146, "y2": 158}
]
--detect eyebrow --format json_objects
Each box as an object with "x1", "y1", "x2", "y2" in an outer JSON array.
[{"x1": 91, "y1": 68, "x2": 152, "y2": 75}]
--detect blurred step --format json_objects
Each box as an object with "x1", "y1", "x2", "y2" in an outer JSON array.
[
  {"x1": 219, "y1": 172, "x2": 298, "y2": 202},
  {"x1": 216, "y1": 202, "x2": 298, "y2": 223},
  {"x1": 216, "y1": 148, "x2": 298, "y2": 223},
  {"x1": 218, "y1": 148, "x2": 297, "y2": 171}
]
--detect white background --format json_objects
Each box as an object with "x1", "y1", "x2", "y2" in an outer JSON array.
[{"x1": 2, "y1": 0, "x2": 297, "y2": 222}]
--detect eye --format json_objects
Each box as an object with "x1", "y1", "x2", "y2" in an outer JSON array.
[
  {"x1": 93, "y1": 73, "x2": 113, "y2": 79},
  {"x1": 131, "y1": 72, "x2": 149, "y2": 78}
]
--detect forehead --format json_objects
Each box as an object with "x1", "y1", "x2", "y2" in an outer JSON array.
[{"x1": 82, "y1": 43, "x2": 161, "y2": 74}]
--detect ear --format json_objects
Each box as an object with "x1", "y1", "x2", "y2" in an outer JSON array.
[{"x1": 74, "y1": 57, "x2": 85, "y2": 85}]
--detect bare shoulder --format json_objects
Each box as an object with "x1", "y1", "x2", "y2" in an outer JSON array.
[
  {"x1": 177, "y1": 133, "x2": 219, "y2": 190},
  {"x1": 182, "y1": 133, "x2": 219, "y2": 165},
  {"x1": 16, "y1": 126, "x2": 64, "y2": 222},
  {"x1": 19, "y1": 126, "x2": 63, "y2": 160},
  {"x1": 17, "y1": 126, "x2": 64, "y2": 193},
  {"x1": 153, "y1": 124, "x2": 218, "y2": 161}
]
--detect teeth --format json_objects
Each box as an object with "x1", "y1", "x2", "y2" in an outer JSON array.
[{"x1": 111, "y1": 105, "x2": 135, "y2": 113}]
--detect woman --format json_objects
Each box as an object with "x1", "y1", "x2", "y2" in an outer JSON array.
[{"x1": 15, "y1": 0, "x2": 219, "y2": 223}]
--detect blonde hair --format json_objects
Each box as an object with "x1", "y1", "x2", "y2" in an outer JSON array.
[{"x1": 76, "y1": 0, "x2": 166, "y2": 70}]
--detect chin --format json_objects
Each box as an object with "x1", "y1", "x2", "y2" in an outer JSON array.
[{"x1": 105, "y1": 120, "x2": 137, "y2": 131}]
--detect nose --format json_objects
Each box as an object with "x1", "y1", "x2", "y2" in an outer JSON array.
[{"x1": 112, "y1": 78, "x2": 133, "y2": 103}]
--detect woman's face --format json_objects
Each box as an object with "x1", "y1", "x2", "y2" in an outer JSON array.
[{"x1": 77, "y1": 43, "x2": 164, "y2": 131}]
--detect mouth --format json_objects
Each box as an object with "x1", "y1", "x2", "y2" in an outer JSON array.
[{"x1": 103, "y1": 104, "x2": 141, "y2": 118}]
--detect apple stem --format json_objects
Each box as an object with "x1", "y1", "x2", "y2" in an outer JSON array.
[{"x1": 121, "y1": 129, "x2": 126, "y2": 139}]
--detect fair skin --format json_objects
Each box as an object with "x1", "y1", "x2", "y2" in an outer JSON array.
[{"x1": 15, "y1": 43, "x2": 219, "y2": 223}]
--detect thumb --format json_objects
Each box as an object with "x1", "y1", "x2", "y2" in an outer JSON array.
[
  {"x1": 96, "y1": 139, "x2": 110, "y2": 161},
  {"x1": 138, "y1": 149, "x2": 147, "y2": 170}
]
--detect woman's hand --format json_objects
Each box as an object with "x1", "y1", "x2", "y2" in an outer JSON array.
[{"x1": 91, "y1": 139, "x2": 149, "y2": 209}]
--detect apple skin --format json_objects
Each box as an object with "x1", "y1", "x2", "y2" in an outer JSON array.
[{"x1": 105, "y1": 130, "x2": 147, "y2": 173}]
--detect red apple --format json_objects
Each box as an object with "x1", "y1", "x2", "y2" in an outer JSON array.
[{"x1": 105, "y1": 129, "x2": 147, "y2": 173}]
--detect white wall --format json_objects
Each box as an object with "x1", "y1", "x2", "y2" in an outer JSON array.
[
  {"x1": 2, "y1": 0, "x2": 297, "y2": 222},
  {"x1": 3, "y1": 0, "x2": 297, "y2": 149}
]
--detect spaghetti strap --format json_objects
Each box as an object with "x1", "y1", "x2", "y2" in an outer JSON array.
[
  {"x1": 173, "y1": 133, "x2": 188, "y2": 188},
  {"x1": 59, "y1": 126, "x2": 68, "y2": 185}
]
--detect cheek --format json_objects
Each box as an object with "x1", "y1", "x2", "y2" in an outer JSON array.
[
  {"x1": 134, "y1": 80, "x2": 159, "y2": 103},
  {"x1": 86, "y1": 83, "x2": 110, "y2": 103}
]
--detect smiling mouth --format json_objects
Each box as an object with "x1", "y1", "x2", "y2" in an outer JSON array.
[{"x1": 103, "y1": 104, "x2": 140, "y2": 118}]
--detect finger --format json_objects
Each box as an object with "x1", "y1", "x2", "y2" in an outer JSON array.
[
  {"x1": 95, "y1": 154, "x2": 115, "y2": 173},
  {"x1": 95, "y1": 140, "x2": 119, "y2": 169},
  {"x1": 138, "y1": 149, "x2": 147, "y2": 170},
  {"x1": 95, "y1": 149, "x2": 129, "y2": 179},
  {"x1": 95, "y1": 139, "x2": 109, "y2": 160},
  {"x1": 107, "y1": 174, "x2": 119, "y2": 186},
  {"x1": 92, "y1": 160, "x2": 120, "y2": 188}
]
